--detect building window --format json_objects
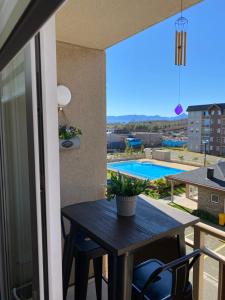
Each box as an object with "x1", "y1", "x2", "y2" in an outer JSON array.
[
  {"x1": 216, "y1": 146, "x2": 220, "y2": 152},
  {"x1": 218, "y1": 110, "x2": 222, "y2": 115},
  {"x1": 217, "y1": 137, "x2": 220, "y2": 143},
  {"x1": 203, "y1": 111, "x2": 209, "y2": 117},
  {"x1": 217, "y1": 128, "x2": 221, "y2": 134},
  {"x1": 210, "y1": 137, "x2": 213, "y2": 142},
  {"x1": 211, "y1": 194, "x2": 219, "y2": 204},
  {"x1": 211, "y1": 110, "x2": 215, "y2": 115},
  {"x1": 218, "y1": 119, "x2": 221, "y2": 125},
  {"x1": 210, "y1": 146, "x2": 213, "y2": 151}
]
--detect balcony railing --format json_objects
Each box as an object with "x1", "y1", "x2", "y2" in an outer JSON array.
[{"x1": 185, "y1": 222, "x2": 225, "y2": 300}]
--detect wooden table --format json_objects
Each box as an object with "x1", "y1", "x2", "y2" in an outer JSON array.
[{"x1": 62, "y1": 196, "x2": 199, "y2": 300}]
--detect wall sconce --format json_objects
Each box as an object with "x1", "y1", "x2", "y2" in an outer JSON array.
[{"x1": 57, "y1": 85, "x2": 71, "y2": 111}]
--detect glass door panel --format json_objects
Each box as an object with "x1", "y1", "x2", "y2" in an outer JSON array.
[{"x1": 0, "y1": 43, "x2": 39, "y2": 300}]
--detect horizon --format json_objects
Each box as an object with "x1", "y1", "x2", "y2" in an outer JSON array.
[{"x1": 106, "y1": 0, "x2": 225, "y2": 117}]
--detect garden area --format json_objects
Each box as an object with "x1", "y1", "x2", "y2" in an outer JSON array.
[{"x1": 144, "y1": 178, "x2": 185, "y2": 199}]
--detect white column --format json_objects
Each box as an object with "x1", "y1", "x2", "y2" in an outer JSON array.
[{"x1": 39, "y1": 17, "x2": 63, "y2": 300}]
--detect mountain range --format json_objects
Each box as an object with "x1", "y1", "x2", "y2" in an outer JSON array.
[{"x1": 107, "y1": 114, "x2": 187, "y2": 124}]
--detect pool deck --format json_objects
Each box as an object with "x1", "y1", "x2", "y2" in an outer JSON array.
[{"x1": 139, "y1": 159, "x2": 198, "y2": 171}]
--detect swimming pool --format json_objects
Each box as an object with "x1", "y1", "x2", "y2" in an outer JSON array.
[{"x1": 107, "y1": 160, "x2": 185, "y2": 180}]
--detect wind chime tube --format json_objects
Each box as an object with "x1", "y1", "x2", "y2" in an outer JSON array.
[
  {"x1": 183, "y1": 31, "x2": 187, "y2": 66},
  {"x1": 178, "y1": 31, "x2": 182, "y2": 66},
  {"x1": 177, "y1": 32, "x2": 179, "y2": 66},
  {"x1": 180, "y1": 31, "x2": 184, "y2": 65},
  {"x1": 175, "y1": 31, "x2": 178, "y2": 65}
]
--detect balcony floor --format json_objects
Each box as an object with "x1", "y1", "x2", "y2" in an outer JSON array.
[{"x1": 67, "y1": 279, "x2": 108, "y2": 300}]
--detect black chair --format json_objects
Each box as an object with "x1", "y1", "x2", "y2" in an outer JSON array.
[
  {"x1": 61, "y1": 215, "x2": 107, "y2": 300},
  {"x1": 132, "y1": 249, "x2": 201, "y2": 300}
]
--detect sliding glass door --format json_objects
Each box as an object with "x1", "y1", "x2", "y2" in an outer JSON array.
[
  {"x1": 0, "y1": 44, "x2": 39, "y2": 300},
  {"x1": 0, "y1": 1, "x2": 66, "y2": 299}
]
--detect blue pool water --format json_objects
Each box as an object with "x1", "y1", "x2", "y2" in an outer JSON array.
[{"x1": 107, "y1": 160, "x2": 185, "y2": 180}]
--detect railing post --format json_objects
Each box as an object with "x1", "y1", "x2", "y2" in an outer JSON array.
[
  {"x1": 171, "y1": 180, "x2": 174, "y2": 203},
  {"x1": 193, "y1": 225, "x2": 205, "y2": 300},
  {"x1": 218, "y1": 262, "x2": 225, "y2": 300}
]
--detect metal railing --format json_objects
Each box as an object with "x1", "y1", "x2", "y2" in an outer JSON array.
[{"x1": 185, "y1": 222, "x2": 225, "y2": 300}]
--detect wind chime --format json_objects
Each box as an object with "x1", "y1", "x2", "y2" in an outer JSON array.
[{"x1": 174, "y1": 0, "x2": 188, "y2": 115}]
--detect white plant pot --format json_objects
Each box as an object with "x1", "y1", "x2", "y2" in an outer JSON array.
[
  {"x1": 59, "y1": 136, "x2": 80, "y2": 150},
  {"x1": 116, "y1": 195, "x2": 137, "y2": 217}
]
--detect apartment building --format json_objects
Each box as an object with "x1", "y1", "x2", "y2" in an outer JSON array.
[{"x1": 187, "y1": 103, "x2": 225, "y2": 155}]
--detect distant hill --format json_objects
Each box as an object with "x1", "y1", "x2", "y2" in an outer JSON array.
[{"x1": 107, "y1": 114, "x2": 187, "y2": 124}]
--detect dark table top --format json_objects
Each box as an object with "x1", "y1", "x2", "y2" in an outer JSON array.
[{"x1": 62, "y1": 196, "x2": 199, "y2": 255}]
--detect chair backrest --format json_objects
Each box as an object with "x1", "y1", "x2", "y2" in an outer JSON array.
[
  {"x1": 141, "y1": 249, "x2": 201, "y2": 299},
  {"x1": 61, "y1": 214, "x2": 67, "y2": 241}
]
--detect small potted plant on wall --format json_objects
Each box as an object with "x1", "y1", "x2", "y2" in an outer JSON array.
[
  {"x1": 106, "y1": 172, "x2": 150, "y2": 216},
  {"x1": 59, "y1": 125, "x2": 82, "y2": 150}
]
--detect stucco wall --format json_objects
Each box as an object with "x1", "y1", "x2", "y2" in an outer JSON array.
[
  {"x1": 198, "y1": 187, "x2": 225, "y2": 217},
  {"x1": 56, "y1": 42, "x2": 106, "y2": 207}
]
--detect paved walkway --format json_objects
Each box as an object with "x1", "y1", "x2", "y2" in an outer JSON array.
[
  {"x1": 151, "y1": 194, "x2": 198, "y2": 211},
  {"x1": 173, "y1": 196, "x2": 197, "y2": 210},
  {"x1": 140, "y1": 158, "x2": 198, "y2": 171}
]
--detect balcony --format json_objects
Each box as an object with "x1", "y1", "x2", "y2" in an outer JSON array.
[{"x1": 66, "y1": 220, "x2": 225, "y2": 300}]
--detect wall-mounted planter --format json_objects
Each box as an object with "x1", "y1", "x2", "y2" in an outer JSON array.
[{"x1": 59, "y1": 136, "x2": 80, "y2": 150}]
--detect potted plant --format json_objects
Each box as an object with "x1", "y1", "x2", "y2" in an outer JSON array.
[
  {"x1": 59, "y1": 125, "x2": 82, "y2": 150},
  {"x1": 106, "y1": 172, "x2": 150, "y2": 216}
]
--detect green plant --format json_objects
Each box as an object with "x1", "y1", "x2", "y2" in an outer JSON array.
[
  {"x1": 144, "y1": 180, "x2": 185, "y2": 200},
  {"x1": 145, "y1": 187, "x2": 160, "y2": 199},
  {"x1": 178, "y1": 154, "x2": 184, "y2": 161},
  {"x1": 192, "y1": 157, "x2": 199, "y2": 161},
  {"x1": 59, "y1": 125, "x2": 82, "y2": 140},
  {"x1": 106, "y1": 173, "x2": 150, "y2": 200},
  {"x1": 192, "y1": 209, "x2": 218, "y2": 224}
]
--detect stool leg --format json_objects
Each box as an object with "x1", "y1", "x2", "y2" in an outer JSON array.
[
  {"x1": 75, "y1": 255, "x2": 90, "y2": 300},
  {"x1": 93, "y1": 257, "x2": 103, "y2": 300}
]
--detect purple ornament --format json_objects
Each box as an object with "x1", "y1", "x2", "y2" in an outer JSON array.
[{"x1": 175, "y1": 104, "x2": 183, "y2": 115}]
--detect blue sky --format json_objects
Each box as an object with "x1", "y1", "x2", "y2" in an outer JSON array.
[{"x1": 106, "y1": 0, "x2": 225, "y2": 117}]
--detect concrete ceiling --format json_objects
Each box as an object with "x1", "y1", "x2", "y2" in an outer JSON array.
[{"x1": 56, "y1": 0, "x2": 202, "y2": 50}]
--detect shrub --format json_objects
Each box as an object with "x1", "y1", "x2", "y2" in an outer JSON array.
[
  {"x1": 178, "y1": 154, "x2": 184, "y2": 161},
  {"x1": 193, "y1": 209, "x2": 218, "y2": 224},
  {"x1": 192, "y1": 157, "x2": 199, "y2": 161}
]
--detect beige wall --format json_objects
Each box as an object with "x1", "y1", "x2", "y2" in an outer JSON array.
[
  {"x1": 57, "y1": 41, "x2": 106, "y2": 207},
  {"x1": 198, "y1": 187, "x2": 225, "y2": 217}
]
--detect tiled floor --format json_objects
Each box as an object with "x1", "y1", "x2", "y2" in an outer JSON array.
[{"x1": 67, "y1": 279, "x2": 108, "y2": 300}]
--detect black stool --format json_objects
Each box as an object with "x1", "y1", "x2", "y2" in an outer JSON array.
[{"x1": 61, "y1": 215, "x2": 107, "y2": 300}]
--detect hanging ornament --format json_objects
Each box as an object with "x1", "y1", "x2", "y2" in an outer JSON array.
[
  {"x1": 175, "y1": 0, "x2": 188, "y2": 66},
  {"x1": 174, "y1": 0, "x2": 188, "y2": 115},
  {"x1": 175, "y1": 104, "x2": 183, "y2": 115}
]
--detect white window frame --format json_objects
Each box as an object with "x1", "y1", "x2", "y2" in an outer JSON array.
[
  {"x1": 39, "y1": 17, "x2": 63, "y2": 300},
  {"x1": 211, "y1": 194, "x2": 219, "y2": 204}
]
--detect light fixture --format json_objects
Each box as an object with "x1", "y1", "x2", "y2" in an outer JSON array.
[{"x1": 57, "y1": 85, "x2": 71, "y2": 111}]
